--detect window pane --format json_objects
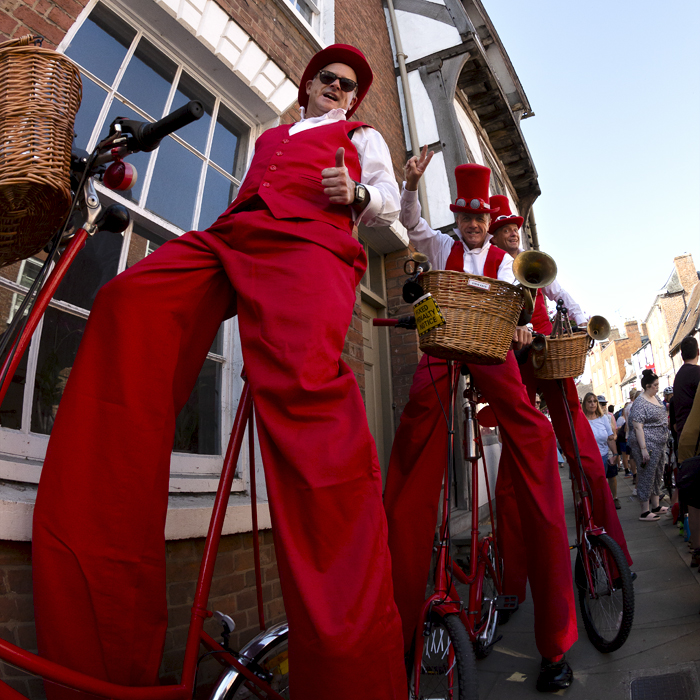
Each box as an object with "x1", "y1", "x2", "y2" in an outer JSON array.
[
  {"x1": 124, "y1": 225, "x2": 223, "y2": 356},
  {"x1": 291, "y1": 0, "x2": 314, "y2": 23},
  {"x1": 210, "y1": 326, "x2": 223, "y2": 356},
  {"x1": 72, "y1": 77, "x2": 109, "y2": 151},
  {"x1": 100, "y1": 99, "x2": 151, "y2": 203},
  {"x1": 174, "y1": 358, "x2": 221, "y2": 455},
  {"x1": 146, "y1": 137, "x2": 201, "y2": 230},
  {"x1": 210, "y1": 104, "x2": 244, "y2": 176},
  {"x1": 0, "y1": 345, "x2": 28, "y2": 431},
  {"x1": 53, "y1": 230, "x2": 123, "y2": 310},
  {"x1": 31, "y1": 309, "x2": 86, "y2": 435},
  {"x1": 198, "y1": 166, "x2": 237, "y2": 230},
  {"x1": 0, "y1": 266, "x2": 38, "y2": 430},
  {"x1": 65, "y1": 4, "x2": 135, "y2": 87},
  {"x1": 126, "y1": 224, "x2": 164, "y2": 268},
  {"x1": 169, "y1": 72, "x2": 214, "y2": 154},
  {"x1": 118, "y1": 38, "x2": 177, "y2": 120}
]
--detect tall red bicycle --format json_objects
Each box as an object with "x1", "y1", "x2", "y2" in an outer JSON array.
[
  {"x1": 375, "y1": 312, "x2": 519, "y2": 700},
  {"x1": 530, "y1": 303, "x2": 635, "y2": 653}
]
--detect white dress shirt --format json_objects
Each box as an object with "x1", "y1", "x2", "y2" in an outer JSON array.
[
  {"x1": 241, "y1": 108, "x2": 400, "y2": 228},
  {"x1": 399, "y1": 187, "x2": 515, "y2": 282},
  {"x1": 542, "y1": 280, "x2": 587, "y2": 327}
]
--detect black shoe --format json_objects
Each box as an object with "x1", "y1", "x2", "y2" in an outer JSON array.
[{"x1": 536, "y1": 656, "x2": 573, "y2": 692}]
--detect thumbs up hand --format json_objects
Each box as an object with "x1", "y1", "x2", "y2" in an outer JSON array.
[{"x1": 321, "y1": 147, "x2": 355, "y2": 205}]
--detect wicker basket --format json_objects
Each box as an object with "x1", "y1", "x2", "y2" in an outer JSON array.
[
  {"x1": 0, "y1": 35, "x2": 82, "y2": 268},
  {"x1": 417, "y1": 269, "x2": 524, "y2": 365},
  {"x1": 533, "y1": 331, "x2": 594, "y2": 380}
]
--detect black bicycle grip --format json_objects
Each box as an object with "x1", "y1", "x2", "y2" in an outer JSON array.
[{"x1": 136, "y1": 100, "x2": 204, "y2": 152}]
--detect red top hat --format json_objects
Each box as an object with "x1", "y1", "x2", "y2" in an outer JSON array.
[
  {"x1": 298, "y1": 44, "x2": 373, "y2": 119},
  {"x1": 450, "y1": 164, "x2": 500, "y2": 214},
  {"x1": 488, "y1": 194, "x2": 524, "y2": 234}
]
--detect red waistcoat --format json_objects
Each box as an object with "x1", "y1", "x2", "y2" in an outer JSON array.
[
  {"x1": 445, "y1": 239, "x2": 505, "y2": 278},
  {"x1": 229, "y1": 120, "x2": 369, "y2": 232},
  {"x1": 531, "y1": 288, "x2": 553, "y2": 334}
]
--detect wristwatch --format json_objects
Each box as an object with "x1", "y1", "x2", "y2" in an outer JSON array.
[{"x1": 353, "y1": 182, "x2": 368, "y2": 205}]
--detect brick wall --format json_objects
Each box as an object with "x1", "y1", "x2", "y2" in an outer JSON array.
[
  {"x1": 0, "y1": 0, "x2": 89, "y2": 46},
  {"x1": 0, "y1": 532, "x2": 284, "y2": 698}
]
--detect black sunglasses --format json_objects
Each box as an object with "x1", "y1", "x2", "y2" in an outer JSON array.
[{"x1": 317, "y1": 70, "x2": 358, "y2": 93}]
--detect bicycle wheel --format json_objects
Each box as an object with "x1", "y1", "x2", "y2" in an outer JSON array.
[
  {"x1": 473, "y1": 543, "x2": 501, "y2": 659},
  {"x1": 412, "y1": 611, "x2": 478, "y2": 700},
  {"x1": 575, "y1": 532, "x2": 634, "y2": 653},
  {"x1": 222, "y1": 630, "x2": 290, "y2": 699}
]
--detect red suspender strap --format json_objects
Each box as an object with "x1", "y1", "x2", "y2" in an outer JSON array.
[
  {"x1": 445, "y1": 239, "x2": 464, "y2": 272},
  {"x1": 483, "y1": 244, "x2": 505, "y2": 279},
  {"x1": 531, "y1": 288, "x2": 554, "y2": 334}
]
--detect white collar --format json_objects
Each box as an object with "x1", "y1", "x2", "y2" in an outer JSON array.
[
  {"x1": 454, "y1": 231, "x2": 493, "y2": 255},
  {"x1": 298, "y1": 106, "x2": 348, "y2": 123}
]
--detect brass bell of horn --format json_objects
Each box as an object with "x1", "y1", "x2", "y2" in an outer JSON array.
[
  {"x1": 512, "y1": 250, "x2": 558, "y2": 315},
  {"x1": 512, "y1": 250, "x2": 558, "y2": 289},
  {"x1": 587, "y1": 315, "x2": 610, "y2": 341}
]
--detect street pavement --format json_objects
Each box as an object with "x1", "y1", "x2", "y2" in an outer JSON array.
[{"x1": 469, "y1": 467, "x2": 700, "y2": 700}]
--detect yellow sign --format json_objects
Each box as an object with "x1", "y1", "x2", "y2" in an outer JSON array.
[{"x1": 413, "y1": 293, "x2": 446, "y2": 336}]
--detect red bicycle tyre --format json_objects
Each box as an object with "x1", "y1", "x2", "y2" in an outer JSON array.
[{"x1": 575, "y1": 532, "x2": 634, "y2": 653}]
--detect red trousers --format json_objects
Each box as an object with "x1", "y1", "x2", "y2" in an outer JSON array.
[
  {"x1": 497, "y1": 367, "x2": 632, "y2": 602},
  {"x1": 32, "y1": 209, "x2": 407, "y2": 699},
  {"x1": 384, "y1": 352, "x2": 577, "y2": 660}
]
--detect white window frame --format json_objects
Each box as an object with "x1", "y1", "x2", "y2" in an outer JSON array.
[
  {"x1": 0, "y1": 0, "x2": 274, "y2": 495},
  {"x1": 273, "y1": 0, "x2": 334, "y2": 49}
]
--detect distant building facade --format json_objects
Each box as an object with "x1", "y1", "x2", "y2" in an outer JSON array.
[{"x1": 589, "y1": 321, "x2": 645, "y2": 408}]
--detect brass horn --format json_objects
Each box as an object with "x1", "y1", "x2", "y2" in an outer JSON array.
[
  {"x1": 587, "y1": 315, "x2": 610, "y2": 341},
  {"x1": 512, "y1": 250, "x2": 558, "y2": 289},
  {"x1": 512, "y1": 250, "x2": 558, "y2": 313}
]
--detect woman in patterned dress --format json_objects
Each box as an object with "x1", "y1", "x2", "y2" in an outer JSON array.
[{"x1": 629, "y1": 369, "x2": 669, "y2": 521}]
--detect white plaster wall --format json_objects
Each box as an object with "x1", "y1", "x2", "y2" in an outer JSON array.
[
  {"x1": 408, "y1": 70, "x2": 440, "y2": 147},
  {"x1": 454, "y1": 100, "x2": 484, "y2": 165},
  {"x1": 395, "y1": 9, "x2": 461, "y2": 63},
  {"x1": 424, "y1": 150, "x2": 456, "y2": 230}
]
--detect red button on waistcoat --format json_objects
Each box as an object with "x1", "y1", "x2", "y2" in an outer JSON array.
[
  {"x1": 282, "y1": 139, "x2": 290, "y2": 144},
  {"x1": 269, "y1": 165, "x2": 277, "y2": 171},
  {"x1": 262, "y1": 182, "x2": 270, "y2": 187},
  {"x1": 276, "y1": 151, "x2": 283, "y2": 156}
]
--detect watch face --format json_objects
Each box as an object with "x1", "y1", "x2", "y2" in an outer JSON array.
[{"x1": 355, "y1": 183, "x2": 366, "y2": 202}]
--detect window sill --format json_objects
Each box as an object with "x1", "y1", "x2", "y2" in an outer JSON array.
[
  {"x1": 358, "y1": 219, "x2": 409, "y2": 255},
  {"x1": 0, "y1": 483, "x2": 266, "y2": 542}
]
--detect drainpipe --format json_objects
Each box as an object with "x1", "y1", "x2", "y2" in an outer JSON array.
[
  {"x1": 385, "y1": 0, "x2": 431, "y2": 225},
  {"x1": 528, "y1": 208, "x2": 540, "y2": 250}
]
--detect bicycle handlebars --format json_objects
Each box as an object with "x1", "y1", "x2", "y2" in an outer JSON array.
[
  {"x1": 111, "y1": 99, "x2": 204, "y2": 153},
  {"x1": 372, "y1": 316, "x2": 416, "y2": 329}
]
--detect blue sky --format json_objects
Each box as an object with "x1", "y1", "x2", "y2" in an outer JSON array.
[{"x1": 483, "y1": 0, "x2": 700, "y2": 329}]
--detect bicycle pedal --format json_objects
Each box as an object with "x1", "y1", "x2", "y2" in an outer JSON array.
[{"x1": 494, "y1": 595, "x2": 519, "y2": 612}]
